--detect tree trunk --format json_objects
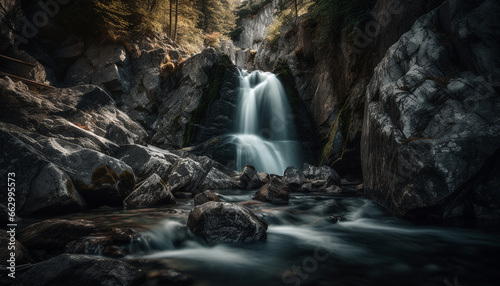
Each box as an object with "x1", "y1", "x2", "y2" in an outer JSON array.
[
  {"x1": 294, "y1": 0, "x2": 298, "y2": 23},
  {"x1": 169, "y1": 0, "x2": 173, "y2": 37},
  {"x1": 174, "y1": 0, "x2": 179, "y2": 41}
]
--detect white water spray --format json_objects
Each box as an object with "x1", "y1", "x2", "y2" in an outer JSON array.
[{"x1": 233, "y1": 70, "x2": 301, "y2": 175}]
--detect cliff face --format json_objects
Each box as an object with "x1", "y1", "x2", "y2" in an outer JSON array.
[
  {"x1": 230, "y1": 0, "x2": 443, "y2": 179},
  {"x1": 361, "y1": 0, "x2": 500, "y2": 219}
]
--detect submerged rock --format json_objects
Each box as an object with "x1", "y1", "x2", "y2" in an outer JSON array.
[
  {"x1": 13, "y1": 254, "x2": 144, "y2": 286},
  {"x1": 194, "y1": 190, "x2": 222, "y2": 206},
  {"x1": 0, "y1": 229, "x2": 33, "y2": 266},
  {"x1": 187, "y1": 201, "x2": 267, "y2": 243},
  {"x1": 18, "y1": 219, "x2": 95, "y2": 251},
  {"x1": 254, "y1": 177, "x2": 291, "y2": 205},
  {"x1": 123, "y1": 174, "x2": 176, "y2": 209},
  {"x1": 66, "y1": 227, "x2": 139, "y2": 258}
]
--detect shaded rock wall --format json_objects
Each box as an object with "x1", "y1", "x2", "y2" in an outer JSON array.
[{"x1": 361, "y1": 0, "x2": 500, "y2": 219}]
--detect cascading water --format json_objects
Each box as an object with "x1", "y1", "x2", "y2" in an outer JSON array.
[{"x1": 233, "y1": 70, "x2": 302, "y2": 175}]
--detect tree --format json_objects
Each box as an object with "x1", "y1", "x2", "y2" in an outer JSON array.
[{"x1": 174, "y1": 0, "x2": 179, "y2": 41}]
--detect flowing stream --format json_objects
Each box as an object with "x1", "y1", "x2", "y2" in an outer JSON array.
[
  {"x1": 62, "y1": 190, "x2": 500, "y2": 286},
  {"x1": 232, "y1": 70, "x2": 302, "y2": 175}
]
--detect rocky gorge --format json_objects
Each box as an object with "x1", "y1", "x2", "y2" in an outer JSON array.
[{"x1": 0, "y1": 0, "x2": 499, "y2": 285}]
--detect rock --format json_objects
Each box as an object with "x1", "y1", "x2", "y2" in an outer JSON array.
[
  {"x1": 165, "y1": 158, "x2": 206, "y2": 194},
  {"x1": 123, "y1": 174, "x2": 176, "y2": 209},
  {"x1": 0, "y1": 203, "x2": 21, "y2": 224},
  {"x1": 0, "y1": 229, "x2": 33, "y2": 266},
  {"x1": 42, "y1": 147, "x2": 137, "y2": 207},
  {"x1": 303, "y1": 163, "x2": 341, "y2": 185},
  {"x1": 115, "y1": 144, "x2": 178, "y2": 182},
  {"x1": 174, "y1": 192, "x2": 193, "y2": 199},
  {"x1": 361, "y1": 0, "x2": 500, "y2": 219},
  {"x1": 187, "y1": 201, "x2": 267, "y2": 244},
  {"x1": 283, "y1": 166, "x2": 306, "y2": 191},
  {"x1": 66, "y1": 227, "x2": 139, "y2": 257},
  {"x1": 12, "y1": 254, "x2": 144, "y2": 286},
  {"x1": 254, "y1": 177, "x2": 291, "y2": 205},
  {"x1": 238, "y1": 165, "x2": 266, "y2": 189},
  {"x1": 302, "y1": 163, "x2": 341, "y2": 191},
  {"x1": 200, "y1": 167, "x2": 237, "y2": 189},
  {"x1": 18, "y1": 219, "x2": 95, "y2": 251},
  {"x1": 194, "y1": 190, "x2": 222, "y2": 206},
  {"x1": 0, "y1": 128, "x2": 87, "y2": 216}
]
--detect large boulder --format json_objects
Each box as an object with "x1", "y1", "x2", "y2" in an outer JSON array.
[
  {"x1": 187, "y1": 201, "x2": 267, "y2": 244},
  {"x1": 0, "y1": 127, "x2": 87, "y2": 216},
  {"x1": 123, "y1": 174, "x2": 176, "y2": 209},
  {"x1": 18, "y1": 219, "x2": 95, "y2": 251},
  {"x1": 254, "y1": 177, "x2": 291, "y2": 205},
  {"x1": 12, "y1": 254, "x2": 144, "y2": 286},
  {"x1": 165, "y1": 158, "x2": 206, "y2": 194},
  {"x1": 115, "y1": 144, "x2": 178, "y2": 182},
  {"x1": 361, "y1": 0, "x2": 500, "y2": 219}
]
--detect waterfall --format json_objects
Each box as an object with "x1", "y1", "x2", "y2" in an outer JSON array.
[{"x1": 233, "y1": 70, "x2": 302, "y2": 175}]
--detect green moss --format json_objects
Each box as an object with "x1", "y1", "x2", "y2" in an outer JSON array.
[
  {"x1": 91, "y1": 165, "x2": 119, "y2": 188},
  {"x1": 117, "y1": 170, "x2": 135, "y2": 195},
  {"x1": 319, "y1": 89, "x2": 364, "y2": 166},
  {"x1": 274, "y1": 61, "x2": 300, "y2": 108},
  {"x1": 183, "y1": 54, "x2": 232, "y2": 146}
]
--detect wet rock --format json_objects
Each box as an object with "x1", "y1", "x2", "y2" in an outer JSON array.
[
  {"x1": 200, "y1": 167, "x2": 237, "y2": 189},
  {"x1": 194, "y1": 190, "x2": 222, "y2": 206},
  {"x1": 165, "y1": 158, "x2": 205, "y2": 194},
  {"x1": 18, "y1": 219, "x2": 95, "y2": 251},
  {"x1": 361, "y1": 0, "x2": 500, "y2": 219},
  {"x1": 123, "y1": 174, "x2": 176, "y2": 209},
  {"x1": 0, "y1": 229, "x2": 33, "y2": 266},
  {"x1": 0, "y1": 204, "x2": 21, "y2": 224},
  {"x1": 115, "y1": 144, "x2": 178, "y2": 182},
  {"x1": 174, "y1": 192, "x2": 193, "y2": 199},
  {"x1": 283, "y1": 166, "x2": 306, "y2": 191},
  {"x1": 66, "y1": 227, "x2": 139, "y2": 258},
  {"x1": 187, "y1": 201, "x2": 267, "y2": 243},
  {"x1": 254, "y1": 177, "x2": 291, "y2": 205},
  {"x1": 0, "y1": 128, "x2": 87, "y2": 216},
  {"x1": 46, "y1": 148, "x2": 136, "y2": 207},
  {"x1": 303, "y1": 163, "x2": 341, "y2": 186},
  {"x1": 238, "y1": 165, "x2": 266, "y2": 189},
  {"x1": 12, "y1": 254, "x2": 144, "y2": 286}
]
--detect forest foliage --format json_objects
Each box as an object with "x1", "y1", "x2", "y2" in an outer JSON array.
[{"x1": 56, "y1": 0, "x2": 239, "y2": 52}]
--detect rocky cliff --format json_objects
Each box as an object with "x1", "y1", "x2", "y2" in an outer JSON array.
[{"x1": 361, "y1": 0, "x2": 500, "y2": 219}]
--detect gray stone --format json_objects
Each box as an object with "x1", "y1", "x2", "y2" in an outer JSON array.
[
  {"x1": 13, "y1": 254, "x2": 144, "y2": 286},
  {"x1": 361, "y1": 0, "x2": 500, "y2": 219},
  {"x1": 254, "y1": 177, "x2": 291, "y2": 205},
  {"x1": 18, "y1": 219, "x2": 95, "y2": 250},
  {"x1": 123, "y1": 174, "x2": 176, "y2": 209},
  {"x1": 115, "y1": 144, "x2": 178, "y2": 182},
  {"x1": 283, "y1": 166, "x2": 306, "y2": 191},
  {"x1": 187, "y1": 201, "x2": 267, "y2": 244},
  {"x1": 165, "y1": 158, "x2": 206, "y2": 194},
  {"x1": 194, "y1": 190, "x2": 222, "y2": 206}
]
